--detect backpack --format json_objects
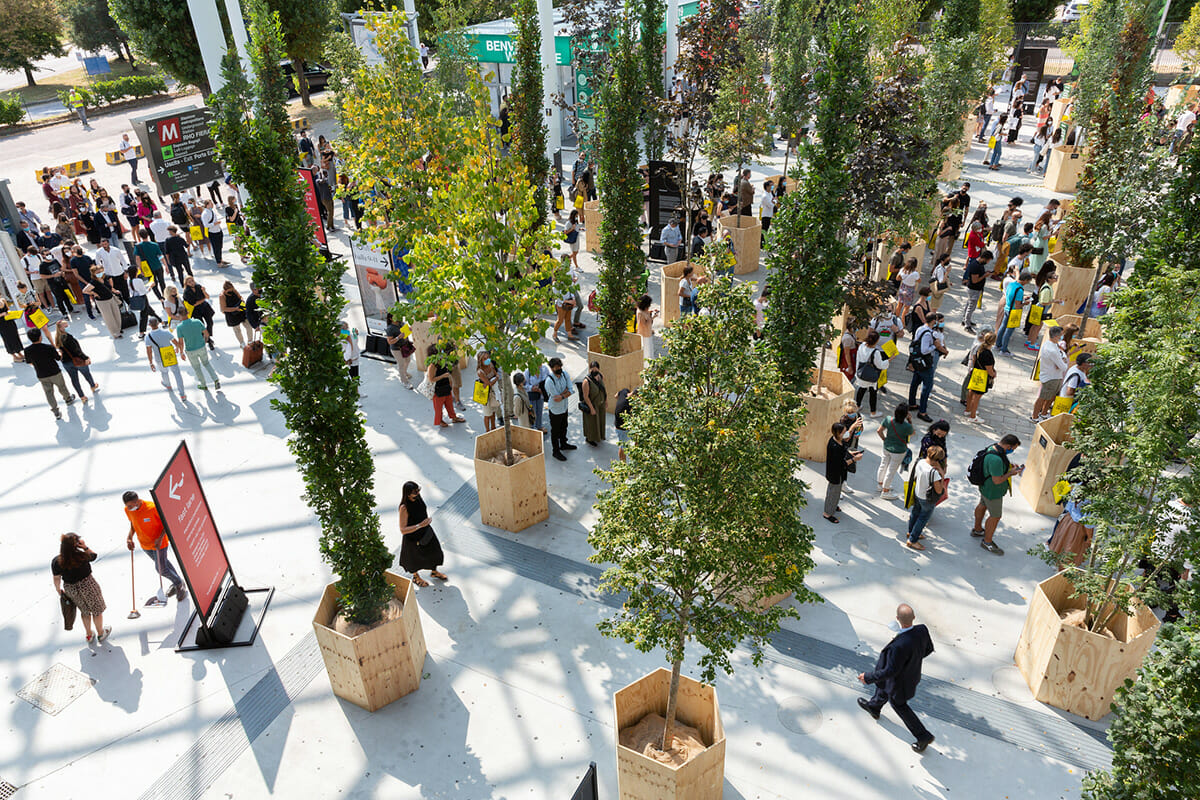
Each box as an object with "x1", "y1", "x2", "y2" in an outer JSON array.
[
  {"x1": 967, "y1": 445, "x2": 1008, "y2": 486},
  {"x1": 856, "y1": 348, "x2": 881, "y2": 383}
]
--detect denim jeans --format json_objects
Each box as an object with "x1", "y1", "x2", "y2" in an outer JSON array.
[
  {"x1": 989, "y1": 139, "x2": 1003, "y2": 166},
  {"x1": 144, "y1": 547, "x2": 183, "y2": 588},
  {"x1": 997, "y1": 322, "x2": 1018, "y2": 352},
  {"x1": 908, "y1": 497, "x2": 937, "y2": 543},
  {"x1": 529, "y1": 388, "x2": 546, "y2": 430},
  {"x1": 62, "y1": 360, "x2": 96, "y2": 397},
  {"x1": 907, "y1": 366, "x2": 935, "y2": 414}
]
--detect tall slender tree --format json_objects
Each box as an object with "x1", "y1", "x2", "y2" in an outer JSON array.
[
  {"x1": 268, "y1": 0, "x2": 334, "y2": 107},
  {"x1": 510, "y1": 0, "x2": 550, "y2": 228},
  {"x1": 0, "y1": 0, "x2": 64, "y2": 86},
  {"x1": 639, "y1": 0, "x2": 668, "y2": 161},
  {"x1": 209, "y1": 0, "x2": 393, "y2": 624},
  {"x1": 110, "y1": 0, "x2": 209, "y2": 92}
]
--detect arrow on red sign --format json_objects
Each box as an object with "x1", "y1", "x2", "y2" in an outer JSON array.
[{"x1": 168, "y1": 473, "x2": 184, "y2": 501}]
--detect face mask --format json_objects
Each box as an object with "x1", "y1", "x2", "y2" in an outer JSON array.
[
  {"x1": 553, "y1": 369, "x2": 562, "y2": 376},
  {"x1": 484, "y1": 358, "x2": 492, "y2": 366},
  {"x1": 847, "y1": 412, "x2": 857, "y2": 419}
]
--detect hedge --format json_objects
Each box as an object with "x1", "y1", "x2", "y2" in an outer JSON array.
[
  {"x1": 0, "y1": 95, "x2": 25, "y2": 126},
  {"x1": 56, "y1": 75, "x2": 169, "y2": 108}
]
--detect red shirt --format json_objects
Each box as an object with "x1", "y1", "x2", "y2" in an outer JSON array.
[{"x1": 967, "y1": 230, "x2": 985, "y2": 259}]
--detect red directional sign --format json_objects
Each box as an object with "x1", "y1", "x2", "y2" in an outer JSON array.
[{"x1": 151, "y1": 442, "x2": 230, "y2": 619}]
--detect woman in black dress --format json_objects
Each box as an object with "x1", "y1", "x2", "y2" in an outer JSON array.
[
  {"x1": 0, "y1": 297, "x2": 24, "y2": 362},
  {"x1": 397, "y1": 481, "x2": 447, "y2": 588}
]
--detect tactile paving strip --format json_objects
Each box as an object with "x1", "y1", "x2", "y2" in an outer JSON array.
[
  {"x1": 0, "y1": 779, "x2": 18, "y2": 798},
  {"x1": 17, "y1": 664, "x2": 95, "y2": 716}
]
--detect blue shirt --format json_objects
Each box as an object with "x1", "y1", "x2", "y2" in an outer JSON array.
[
  {"x1": 544, "y1": 370, "x2": 573, "y2": 414},
  {"x1": 1005, "y1": 281, "x2": 1026, "y2": 310},
  {"x1": 661, "y1": 224, "x2": 682, "y2": 247}
]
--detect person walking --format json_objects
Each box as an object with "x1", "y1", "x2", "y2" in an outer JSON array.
[
  {"x1": 123, "y1": 491, "x2": 187, "y2": 601},
  {"x1": 133, "y1": 229, "x2": 166, "y2": 299},
  {"x1": 564, "y1": 210, "x2": 582, "y2": 269},
  {"x1": 182, "y1": 276, "x2": 217, "y2": 346},
  {"x1": 963, "y1": 331, "x2": 996, "y2": 423},
  {"x1": 83, "y1": 271, "x2": 124, "y2": 339},
  {"x1": 95, "y1": 238, "x2": 130, "y2": 300},
  {"x1": 0, "y1": 296, "x2": 25, "y2": 362},
  {"x1": 52, "y1": 533, "x2": 109, "y2": 643},
  {"x1": 824, "y1": 421, "x2": 863, "y2": 523},
  {"x1": 877, "y1": 403, "x2": 915, "y2": 500},
  {"x1": 163, "y1": 226, "x2": 193, "y2": 284},
  {"x1": 905, "y1": 447, "x2": 947, "y2": 551},
  {"x1": 858, "y1": 604, "x2": 936, "y2": 754},
  {"x1": 218, "y1": 281, "x2": 254, "y2": 348},
  {"x1": 384, "y1": 313, "x2": 415, "y2": 388},
  {"x1": 581, "y1": 360, "x2": 607, "y2": 446},
  {"x1": 54, "y1": 318, "x2": 99, "y2": 404},
  {"x1": 119, "y1": 133, "x2": 140, "y2": 184},
  {"x1": 68, "y1": 88, "x2": 89, "y2": 129},
  {"x1": 475, "y1": 350, "x2": 501, "y2": 431},
  {"x1": 145, "y1": 318, "x2": 186, "y2": 400},
  {"x1": 23, "y1": 327, "x2": 75, "y2": 418},
  {"x1": 126, "y1": 267, "x2": 161, "y2": 338},
  {"x1": 906, "y1": 315, "x2": 948, "y2": 423},
  {"x1": 176, "y1": 313, "x2": 220, "y2": 392},
  {"x1": 425, "y1": 345, "x2": 463, "y2": 428},
  {"x1": 854, "y1": 330, "x2": 888, "y2": 417},
  {"x1": 961, "y1": 250, "x2": 993, "y2": 332},
  {"x1": 397, "y1": 481, "x2": 448, "y2": 588},
  {"x1": 970, "y1": 434, "x2": 1024, "y2": 556},
  {"x1": 545, "y1": 357, "x2": 576, "y2": 460}
]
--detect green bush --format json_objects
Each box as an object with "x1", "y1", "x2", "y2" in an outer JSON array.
[
  {"x1": 56, "y1": 75, "x2": 168, "y2": 109},
  {"x1": 0, "y1": 95, "x2": 25, "y2": 126}
]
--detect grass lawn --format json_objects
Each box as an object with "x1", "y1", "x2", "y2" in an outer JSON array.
[{"x1": 0, "y1": 59, "x2": 151, "y2": 106}]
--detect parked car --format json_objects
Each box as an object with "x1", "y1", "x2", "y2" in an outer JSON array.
[
  {"x1": 1062, "y1": 1, "x2": 1090, "y2": 22},
  {"x1": 280, "y1": 61, "x2": 331, "y2": 98}
]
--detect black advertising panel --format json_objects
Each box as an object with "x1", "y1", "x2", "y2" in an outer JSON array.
[
  {"x1": 132, "y1": 107, "x2": 224, "y2": 195},
  {"x1": 648, "y1": 160, "x2": 684, "y2": 263}
]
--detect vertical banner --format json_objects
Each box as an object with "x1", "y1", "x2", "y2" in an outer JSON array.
[
  {"x1": 297, "y1": 167, "x2": 328, "y2": 247},
  {"x1": 350, "y1": 237, "x2": 397, "y2": 336},
  {"x1": 150, "y1": 441, "x2": 232, "y2": 622}
]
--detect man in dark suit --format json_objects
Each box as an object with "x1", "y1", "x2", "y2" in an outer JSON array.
[{"x1": 857, "y1": 603, "x2": 936, "y2": 753}]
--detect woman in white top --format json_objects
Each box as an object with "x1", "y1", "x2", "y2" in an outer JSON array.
[
  {"x1": 853, "y1": 330, "x2": 889, "y2": 416},
  {"x1": 1028, "y1": 126, "x2": 1050, "y2": 173},
  {"x1": 929, "y1": 253, "x2": 951, "y2": 311},
  {"x1": 895, "y1": 258, "x2": 921, "y2": 324}
]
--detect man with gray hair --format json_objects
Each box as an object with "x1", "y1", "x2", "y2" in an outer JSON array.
[
  {"x1": 1033, "y1": 325, "x2": 1068, "y2": 421},
  {"x1": 858, "y1": 604, "x2": 936, "y2": 753}
]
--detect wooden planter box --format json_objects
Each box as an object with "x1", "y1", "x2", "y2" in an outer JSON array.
[
  {"x1": 1051, "y1": 313, "x2": 1101, "y2": 341},
  {"x1": 473, "y1": 426, "x2": 548, "y2": 532},
  {"x1": 938, "y1": 115, "x2": 977, "y2": 181},
  {"x1": 583, "y1": 199, "x2": 603, "y2": 255},
  {"x1": 718, "y1": 215, "x2": 761, "y2": 274},
  {"x1": 1013, "y1": 572, "x2": 1160, "y2": 720},
  {"x1": 312, "y1": 570, "x2": 427, "y2": 712},
  {"x1": 660, "y1": 261, "x2": 705, "y2": 326},
  {"x1": 1042, "y1": 313, "x2": 1102, "y2": 361},
  {"x1": 797, "y1": 367, "x2": 855, "y2": 462},
  {"x1": 588, "y1": 333, "x2": 644, "y2": 414},
  {"x1": 1049, "y1": 263, "x2": 1096, "y2": 318},
  {"x1": 410, "y1": 319, "x2": 436, "y2": 371},
  {"x1": 1019, "y1": 413, "x2": 1079, "y2": 516},
  {"x1": 1043, "y1": 146, "x2": 1089, "y2": 193},
  {"x1": 614, "y1": 668, "x2": 725, "y2": 800},
  {"x1": 872, "y1": 235, "x2": 926, "y2": 281}
]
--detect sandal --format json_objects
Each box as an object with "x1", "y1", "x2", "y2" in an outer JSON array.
[
  {"x1": 411, "y1": 575, "x2": 430, "y2": 587},
  {"x1": 906, "y1": 541, "x2": 926, "y2": 551},
  {"x1": 431, "y1": 570, "x2": 448, "y2": 581},
  {"x1": 822, "y1": 514, "x2": 840, "y2": 524}
]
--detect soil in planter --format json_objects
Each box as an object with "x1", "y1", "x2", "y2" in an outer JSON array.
[
  {"x1": 808, "y1": 384, "x2": 843, "y2": 400},
  {"x1": 486, "y1": 448, "x2": 529, "y2": 466},
  {"x1": 619, "y1": 712, "x2": 707, "y2": 767},
  {"x1": 333, "y1": 597, "x2": 404, "y2": 637},
  {"x1": 1060, "y1": 608, "x2": 1116, "y2": 640}
]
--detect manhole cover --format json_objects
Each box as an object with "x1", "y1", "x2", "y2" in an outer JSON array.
[
  {"x1": 992, "y1": 665, "x2": 1035, "y2": 705},
  {"x1": 777, "y1": 696, "x2": 823, "y2": 735},
  {"x1": 0, "y1": 779, "x2": 16, "y2": 799},
  {"x1": 17, "y1": 664, "x2": 95, "y2": 715}
]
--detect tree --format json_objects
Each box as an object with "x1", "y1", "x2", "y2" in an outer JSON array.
[
  {"x1": 59, "y1": 0, "x2": 135, "y2": 66},
  {"x1": 638, "y1": 0, "x2": 668, "y2": 162},
  {"x1": 209, "y1": 0, "x2": 393, "y2": 624},
  {"x1": 509, "y1": 0, "x2": 550, "y2": 228},
  {"x1": 771, "y1": 0, "x2": 820, "y2": 179},
  {"x1": 594, "y1": 4, "x2": 646, "y2": 356},
  {"x1": 1081, "y1": 623, "x2": 1200, "y2": 800},
  {"x1": 765, "y1": 1, "x2": 870, "y2": 394},
  {"x1": 403, "y1": 89, "x2": 568, "y2": 465},
  {"x1": 269, "y1": 0, "x2": 333, "y2": 106},
  {"x1": 1009, "y1": 0, "x2": 1060, "y2": 22},
  {"x1": 589, "y1": 277, "x2": 819, "y2": 753},
  {"x1": 111, "y1": 0, "x2": 209, "y2": 93},
  {"x1": 0, "y1": 0, "x2": 64, "y2": 86},
  {"x1": 1173, "y1": 0, "x2": 1200, "y2": 70}
]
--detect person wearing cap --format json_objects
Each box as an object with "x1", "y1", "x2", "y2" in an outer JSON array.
[
  {"x1": 123, "y1": 491, "x2": 188, "y2": 601},
  {"x1": 997, "y1": 269, "x2": 1034, "y2": 355},
  {"x1": 1057, "y1": 353, "x2": 1094, "y2": 409}
]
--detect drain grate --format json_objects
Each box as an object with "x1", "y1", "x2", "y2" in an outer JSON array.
[
  {"x1": 0, "y1": 779, "x2": 18, "y2": 798},
  {"x1": 17, "y1": 664, "x2": 95, "y2": 715}
]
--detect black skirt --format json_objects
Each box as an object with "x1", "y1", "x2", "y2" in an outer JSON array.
[
  {"x1": 398, "y1": 526, "x2": 444, "y2": 573},
  {"x1": 0, "y1": 317, "x2": 23, "y2": 355}
]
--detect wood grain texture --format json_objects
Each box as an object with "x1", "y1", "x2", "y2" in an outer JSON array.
[
  {"x1": 587, "y1": 333, "x2": 645, "y2": 414},
  {"x1": 659, "y1": 261, "x2": 705, "y2": 327},
  {"x1": 1043, "y1": 146, "x2": 1089, "y2": 193},
  {"x1": 797, "y1": 368, "x2": 855, "y2": 462},
  {"x1": 472, "y1": 426, "x2": 549, "y2": 533},
  {"x1": 1019, "y1": 413, "x2": 1079, "y2": 516},
  {"x1": 583, "y1": 200, "x2": 603, "y2": 255},
  {"x1": 718, "y1": 215, "x2": 761, "y2": 275}
]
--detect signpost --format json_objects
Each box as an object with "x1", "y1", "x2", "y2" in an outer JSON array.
[
  {"x1": 150, "y1": 441, "x2": 273, "y2": 651},
  {"x1": 131, "y1": 107, "x2": 225, "y2": 196},
  {"x1": 297, "y1": 167, "x2": 328, "y2": 248},
  {"x1": 647, "y1": 160, "x2": 684, "y2": 263},
  {"x1": 350, "y1": 236, "x2": 397, "y2": 338}
]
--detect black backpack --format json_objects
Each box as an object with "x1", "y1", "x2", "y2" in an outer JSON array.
[{"x1": 967, "y1": 444, "x2": 1008, "y2": 486}]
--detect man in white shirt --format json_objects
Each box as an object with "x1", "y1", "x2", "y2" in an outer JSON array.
[
  {"x1": 119, "y1": 133, "x2": 140, "y2": 184},
  {"x1": 201, "y1": 200, "x2": 229, "y2": 266},
  {"x1": 760, "y1": 181, "x2": 776, "y2": 247},
  {"x1": 1033, "y1": 325, "x2": 1069, "y2": 421},
  {"x1": 1171, "y1": 103, "x2": 1196, "y2": 154},
  {"x1": 1058, "y1": 353, "x2": 1093, "y2": 402},
  {"x1": 49, "y1": 168, "x2": 70, "y2": 197},
  {"x1": 659, "y1": 218, "x2": 682, "y2": 264},
  {"x1": 148, "y1": 211, "x2": 171, "y2": 244},
  {"x1": 95, "y1": 238, "x2": 131, "y2": 299}
]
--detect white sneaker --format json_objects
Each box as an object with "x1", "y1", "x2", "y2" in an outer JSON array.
[
  {"x1": 880, "y1": 490, "x2": 900, "y2": 500},
  {"x1": 97, "y1": 625, "x2": 112, "y2": 642},
  {"x1": 842, "y1": 486, "x2": 856, "y2": 495}
]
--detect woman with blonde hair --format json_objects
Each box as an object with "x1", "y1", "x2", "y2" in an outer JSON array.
[
  {"x1": 964, "y1": 331, "x2": 996, "y2": 423},
  {"x1": 475, "y1": 350, "x2": 501, "y2": 431}
]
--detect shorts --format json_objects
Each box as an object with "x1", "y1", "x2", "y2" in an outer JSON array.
[
  {"x1": 569, "y1": 240, "x2": 580, "y2": 254},
  {"x1": 616, "y1": 428, "x2": 628, "y2": 442},
  {"x1": 1038, "y1": 379, "x2": 1062, "y2": 401},
  {"x1": 31, "y1": 276, "x2": 47, "y2": 293},
  {"x1": 979, "y1": 493, "x2": 1003, "y2": 519}
]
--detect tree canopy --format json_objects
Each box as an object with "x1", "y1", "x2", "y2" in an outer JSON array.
[{"x1": 0, "y1": 0, "x2": 65, "y2": 86}]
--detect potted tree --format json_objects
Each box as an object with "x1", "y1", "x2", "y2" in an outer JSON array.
[
  {"x1": 590, "y1": 279, "x2": 819, "y2": 799},
  {"x1": 211, "y1": 2, "x2": 422, "y2": 711},
  {"x1": 588, "y1": 13, "x2": 646, "y2": 412},
  {"x1": 1017, "y1": 264, "x2": 1200, "y2": 719}
]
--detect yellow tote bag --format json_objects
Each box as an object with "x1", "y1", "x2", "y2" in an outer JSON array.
[
  {"x1": 139, "y1": 260, "x2": 153, "y2": 279},
  {"x1": 1052, "y1": 479, "x2": 1072, "y2": 504},
  {"x1": 472, "y1": 381, "x2": 490, "y2": 405},
  {"x1": 881, "y1": 338, "x2": 899, "y2": 359},
  {"x1": 968, "y1": 368, "x2": 989, "y2": 393},
  {"x1": 1006, "y1": 308, "x2": 1023, "y2": 328},
  {"x1": 555, "y1": 195, "x2": 565, "y2": 210},
  {"x1": 400, "y1": 324, "x2": 411, "y2": 337},
  {"x1": 1051, "y1": 395, "x2": 1074, "y2": 416},
  {"x1": 64, "y1": 288, "x2": 76, "y2": 304},
  {"x1": 1028, "y1": 304, "x2": 1044, "y2": 326},
  {"x1": 189, "y1": 225, "x2": 205, "y2": 241},
  {"x1": 158, "y1": 345, "x2": 178, "y2": 367},
  {"x1": 29, "y1": 308, "x2": 49, "y2": 328},
  {"x1": 5, "y1": 308, "x2": 23, "y2": 321},
  {"x1": 877, "y1": 368, "x2": 888, "y2": 388},
  {"x1": 184, "y1": 300, "x2": 195, "y2": 317},
  {"x1": 1030, "y1": 359, "x2": 1041, "y2": 381}
]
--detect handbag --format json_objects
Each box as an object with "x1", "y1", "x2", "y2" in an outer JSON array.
[
  {"x1": 416, "y1": 377, "x2": 436, "y2": 399},
  {"x1": 472, "y1": 380, "x2": 490, "y2": 405},
  {"x1": 1051, "y1": 395, "x2": 1074, "y2": 416},
  {"x1": 877, "y1": 367, "x2": 888, "y2": 388},
  {"x1": 189, "y1": 225, "x2": 205, "y2": 241},
  {"x1": 856, "y1": 351, "x2": 881, "y2": 383},
  {"x1": 907, "y1": 352, "x2": 932, "y2": 372},
  {"x1": 416, "y1": 526, "x2": 435, "y2": 546},
  {"x1": 129, "y1": 293, "x2": 147, "y2": 311},
  {"x1": 72, "y1": 354, "x2": 89, "y2": 368},
  {"x1": 1006, "y1": 307, "x2": 1023, "y2": 328},
  {"x1": 555, "y1": 195, "x2": 565, "y2": 210},
  {"x1": 968, "y1": 367, "x2": 989, "y2": 393}
]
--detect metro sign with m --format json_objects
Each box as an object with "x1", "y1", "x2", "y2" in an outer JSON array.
[{"x1": 158, "y1": 117, "x2": 182, "y2": 146}]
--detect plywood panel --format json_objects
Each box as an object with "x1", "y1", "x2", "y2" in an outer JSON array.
[
  {"x1": 718, "y1": 215, "x2": 761, "y2": 274},
  {"x1": 583, "y1": 200, "x2": 603, "y2": 255},
  {"x1": 588, "y1": 333, "x2": 645, "y2": 413},
  {"x1": 1019, "y1": 413, "x2": 1079, "y2": 516},
  {"x1": 410, "y1": 319, "x2": 436, "y2": 371},
  {"x1": 614, "y1": 669, "x2": 725, "y2": 800},
  {"x1": 1052, "y1": 266, "x2": 1096, "y2": 318},
  {"x1": 1013, "y1": 573, "x2": 1160, "y2": 720},
  {"x1": 660, "y1": 261, "x2": 706, "y2": 326},
  {"x1": 1043, "y1": 146, "x2": 1089, "y2": 193},
  {"x1": 312, "y1": 571, "x2": 427, "y2": 712},
  {"x1": 473, "y1": 426, "x2": 548, "y2": 532},
  {"x1": 797, "y1": 367, "x2": 855, "y2": 462}
]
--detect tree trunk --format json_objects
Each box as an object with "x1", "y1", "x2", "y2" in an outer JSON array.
[
  {"x1": 660, "y1": 606, "x2": 689, "y2": 753},
  {"x1": 294, "y1": 56, "x2": 312, "y2": 107},
  {"x1": 500, "y1": 367, "x2": 514, "y2": 464},
  {"x1": 814, "y1": 336, "x2": 827, "y2": 396},
  {"x1": 23, "y1": 64, "x2": 36, "y2": 87},
  {"x1": 123, "y1": 41, "x2": 137, "y2": 71}
]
